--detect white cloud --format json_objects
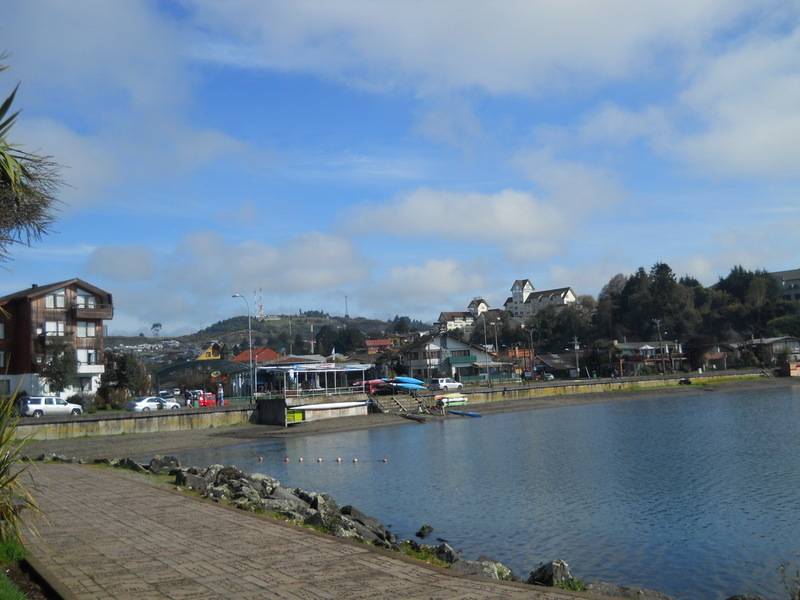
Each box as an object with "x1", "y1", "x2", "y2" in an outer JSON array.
[
  {"x1": 341, "y1": 186, "x2": 569, "y2": 260},
  {"x1": 184, "y1": 0, "x2": 758, "y2": 96},
  {"x1": 86, "y1": 246, "x2": 158, "y2": 281}
]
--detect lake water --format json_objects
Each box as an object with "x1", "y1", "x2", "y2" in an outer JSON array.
[{"x1": 169, "y1": 384, "x2": 800, "y2": 600}]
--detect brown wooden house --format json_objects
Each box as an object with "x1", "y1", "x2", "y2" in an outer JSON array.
[{"x1": 0, "y1": 279, "x2": 113, "y2": 397}]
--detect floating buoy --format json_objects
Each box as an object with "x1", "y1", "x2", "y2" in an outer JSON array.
[
  {"x1": 298, "y1": 457, "x2": 304, "y2": 462},
  {"x1": 317, "y1": 458, "x2": 323, "y2": 462},
  {"x1": 382, "y1": 458, "x2": 388, "y2": 463},
  {"x1": 336, "y1": 457, "x2": 342, "y2": 462},
  {"x1": 353, "y1": 458, "x2": 358, "y2": 463},
  {"x1": 284, "y1": 457, "x2": 289, "y2": 462},
  {"x1": 258, "y1": 457, "x2": 263, "y2": 462}
]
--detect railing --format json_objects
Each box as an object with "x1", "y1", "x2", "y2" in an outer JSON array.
[{"x1": 72, "y1": 303, "x2": 114, "y2": 319}]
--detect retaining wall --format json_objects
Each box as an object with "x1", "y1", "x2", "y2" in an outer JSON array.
[{"x1": 15, "y1": 405, "x2": 257, "y2": 441}]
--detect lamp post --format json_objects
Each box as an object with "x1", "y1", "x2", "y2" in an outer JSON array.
[
  {"x1": 522, "y1": 324, "x2": 535, "y2": 378},
  {"x1": 653, "y1": 318, "x2": 666, "y2": 374},
  {"x1": 482, "y1": 313, "x2": 491, "y2": 387},
  {"x1": 232, "y1": 294, "x2": 254, "y2": 399}
]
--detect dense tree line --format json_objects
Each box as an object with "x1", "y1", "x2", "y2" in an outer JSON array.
[{"x1": 470, "y1": 264, "x2": 800, "y2": 360}]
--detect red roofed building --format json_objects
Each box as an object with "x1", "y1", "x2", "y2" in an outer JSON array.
[
  {"x1": 365, "y1": 339, "x2": 393, "y2": 354},
  {"x1": 232, "y1": 347, "x2": 282, "y2": 365}
]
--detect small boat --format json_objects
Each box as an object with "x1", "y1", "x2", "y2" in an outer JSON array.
[
  {"x1": 391, "y1": 376, "x2": 427, "y2": 386},
  {"x1": 434, "y1": 394, "x2": 468, "y2": 406},
  {"x1": 448, "y1": 410, "x2": 482, "y2": 418}
]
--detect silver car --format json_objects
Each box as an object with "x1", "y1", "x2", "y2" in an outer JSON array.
[
  {"x1": 21, "y1": 396, "x2": 83, "y2": 417},
  {"x1": 125, "y1": 396, "x2": 180, "y2": 411}
]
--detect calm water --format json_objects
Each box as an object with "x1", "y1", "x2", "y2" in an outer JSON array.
[{"x1": 169, "y1": 384, "x2": 800, "y2": 600}]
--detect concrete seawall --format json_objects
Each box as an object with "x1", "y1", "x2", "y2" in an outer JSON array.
[
  {"x1": 15, "y1": 405, "x2": 257, "y2": 441},
  {"x1": 440, "y1": 371, "x2": 763, "y2": 405}
]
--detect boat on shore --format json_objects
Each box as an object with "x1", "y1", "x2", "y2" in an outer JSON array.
[{"x1": 434, "y1": 393, "x2": 468, "y2": 407}]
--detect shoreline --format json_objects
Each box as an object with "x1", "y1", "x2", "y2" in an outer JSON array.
[{"x1": 21, "y1": 375, "x2": 795, "y2": 462}]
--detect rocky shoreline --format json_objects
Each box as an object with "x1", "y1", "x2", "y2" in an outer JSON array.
[{"x1": 30, "y1": 451, "x2": 683, "y2": 599}]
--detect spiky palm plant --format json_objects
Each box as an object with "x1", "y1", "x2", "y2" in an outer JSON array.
[{"x1": 0, "y1": 392, "x2": 40, "y2": 545}]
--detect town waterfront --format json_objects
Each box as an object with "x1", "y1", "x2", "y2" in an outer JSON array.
[{"x1": 172, "y1": 383, "x2": 800, "y2": 600}]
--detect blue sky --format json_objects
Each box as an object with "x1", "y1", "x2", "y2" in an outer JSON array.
[{"x1": 2, "y1": 1, "x2": 799, "y2": 336}]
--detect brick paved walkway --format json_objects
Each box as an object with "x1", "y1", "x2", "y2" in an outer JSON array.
[{"x1": 21, "y1": 462, "x2": 582, "y2": 600}]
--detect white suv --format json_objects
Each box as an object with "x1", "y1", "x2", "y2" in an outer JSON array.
[
  {"x1": 429, "y1": 377, "x2": 463, "y2": 391},
  {"x1": 21, "y1": 396, "x2": 83, "y2": 417}
]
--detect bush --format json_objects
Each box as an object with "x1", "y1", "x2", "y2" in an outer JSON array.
[
  {"x1": 94, "y1": 388, "x2": 129, "y2": 411},
  {"x1": 0, "y1": 393, "x2": 40, "y2": 545}
]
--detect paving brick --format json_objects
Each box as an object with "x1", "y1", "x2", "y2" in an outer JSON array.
[{"x1": 23, "y1": 462, "x2": 579, "y2": 600}]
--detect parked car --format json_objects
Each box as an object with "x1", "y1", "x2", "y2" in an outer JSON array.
[
  {"x1": 125, "y1": 396, "x2": 180, "y2": 411},
  {"x1": 197, "y1": 393, "x2": 228, "y2": 407},
  {"x1": 20, "y1": 396, "x2": 83, "y2": 417},
  {"x1": 429, "y1": 377, "x2": 463, "y2": 391},
  {"x1": 158, "y1": 391, "x2": 175, "y2": 400}
]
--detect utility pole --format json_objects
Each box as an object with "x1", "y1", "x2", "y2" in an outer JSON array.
[{"x1": 653, "y1": 318, "x2": 665, "y2": 374}]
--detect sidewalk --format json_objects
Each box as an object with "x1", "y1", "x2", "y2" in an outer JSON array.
[{"x1": 21, "y1": 462, "x2": 580, "y2": 600}]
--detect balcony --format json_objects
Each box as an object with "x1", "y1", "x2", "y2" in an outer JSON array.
[
  {"x1": 77, "y1": 363, "x2": 105, "y2": 375},
  {"x1": 72, "y1": 303, "x2": 114, "y2": 319}
]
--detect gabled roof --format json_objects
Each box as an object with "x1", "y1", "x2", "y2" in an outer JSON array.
[
  {"x1": 771, "y1": 268, "x2": 800, "y2": 281},
  {"x1": 0, "y1": 278, "x2": 112, "y2": 306},
  {"x1": 511, "y1": 279, "x2": 533, "y2": 291},
  {"x1": 524, "y1": 287, "x2": 573, "y2": 302},
  {"x1": 439, "y1": 311, "x2": 474, "y2": 321},
  {"x1": 231, "y1": 347, "x2": 283, "y2": 363}
]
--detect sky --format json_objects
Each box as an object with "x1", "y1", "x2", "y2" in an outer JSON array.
[{"x1": 2, "y1": 1, "x2": 799, "y2": 336}]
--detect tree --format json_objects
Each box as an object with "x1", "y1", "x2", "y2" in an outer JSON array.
[
  {"x1": 0, "y1": 59, "x2": 64, "y2": 262},
  {"x1": 39, "y1": 340, "x2": 77, "y2": 394}
]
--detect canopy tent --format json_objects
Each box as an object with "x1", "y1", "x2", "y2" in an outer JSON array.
[{"x1": 256, "y1": 363, "x2": 371, "y2": 398}]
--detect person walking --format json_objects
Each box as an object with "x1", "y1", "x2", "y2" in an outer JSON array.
[
  {"x1": 217, "y1": 384, "x2": 224, "y2": 406},
  {"x1": 184, "y1": 389, "x2": 192, "y2": 407}
]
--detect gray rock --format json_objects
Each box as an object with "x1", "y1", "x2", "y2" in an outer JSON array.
[
  {"x1": 587, "y1": 581, "x2": 677, "y2": 600},
  {"x1": 175, "y1": 471, "x2": 209, "y2": 492},
  {"x1": 434, "y1": 542, "x2": 459, "y2": 564},
  {"x1": 148, "y1": 455, "x2": 180, "y2": 475},
  {"x1": 527, "y1": 559, "x2": 573, "y2": 587},
  {"x1": 451, "y1": 556, "x2": 516, "y2": 581},
  {"x1": 269, "y1": 486, "x2": 310, "y2": 509}
]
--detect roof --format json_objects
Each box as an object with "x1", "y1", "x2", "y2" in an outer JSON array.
[
  {"x1": 0, "y1": 278, "x2": 112, "y2": 306},
  {"x1": 771, "y1": 268, "x2": 800, "y2": 281},
  {"x1": 231, "y1": 347, "x2": 282, "y2": 363},
  {"x1": 365, "y1": 339, "x2": 392, "y2": 347},
  {"x1": 524, "y1": 287, "x2": 573, "y2": 302},
  {"x1": 439, "y1": 311, "x2": 474, "y2": 321}
]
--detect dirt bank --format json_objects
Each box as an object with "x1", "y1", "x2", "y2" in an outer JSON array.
[{"x1": 20, "y1": 376, "x2": 795, "y2": 463}]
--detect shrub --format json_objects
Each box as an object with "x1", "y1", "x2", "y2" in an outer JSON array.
[{"x1": 0, "y1": 393, "x2": 40, "y2": 544}]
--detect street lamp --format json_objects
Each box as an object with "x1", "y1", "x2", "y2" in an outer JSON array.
[
  {"x1": 522, "y1": 324, "x2": 535, "y2": 378},
  {"x1": 232, "y1": 294, "x2": 254, "y2": 399},
  {"x1": 482, "y1": 313, "x2": 491, "y2": 387}
]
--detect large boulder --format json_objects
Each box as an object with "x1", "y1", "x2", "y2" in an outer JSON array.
[
  {"x1": 527, "y1": 559, "x2": 573, "y2": 587},
  {"x1": 586, "y1": 581, "x2": 677, "y2": 600},
  {"x1": 451, "y1": 556, "x2": 518, "y2": 581},
  {"x1": 148, "y1": 455, "x2": 180, "y2": 475}
]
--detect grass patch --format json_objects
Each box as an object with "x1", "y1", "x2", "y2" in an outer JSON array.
[
  {"x1": 0, "y1": 540, "x2": 29, "y2": 600},
  {"x1": 0, "y1": 573, "x2": 27, "y2": 600}
]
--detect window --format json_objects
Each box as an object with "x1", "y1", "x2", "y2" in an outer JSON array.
[
  {"x1": 0, "y1": 351, "x2": 4, "y2": 367},
  {"x1": 45, "y1": 288, "x2": 66, "y2": 309},
  {"x1": 77, "y1": 321, "x2": 96, "y2": 338},
  {"x1": 77, "y1": 349, "x2": 98, "y2": 365},
  {"x1": 0, "y1": 323, "x2": 3, "y2": 339},
  {"x1": 45, "y1": 321, "x2": 66, "y2": 336},
  {"x1": 76, "y1": 291, "x2": 96, "y2": 308},
  {"x1": 451, "y1": 350, "x2": 470, "y2": 357}
]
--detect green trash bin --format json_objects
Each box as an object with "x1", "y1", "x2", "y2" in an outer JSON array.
[{"x1": 192, "y1": 400, "x2": 198, "y2": 408}]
